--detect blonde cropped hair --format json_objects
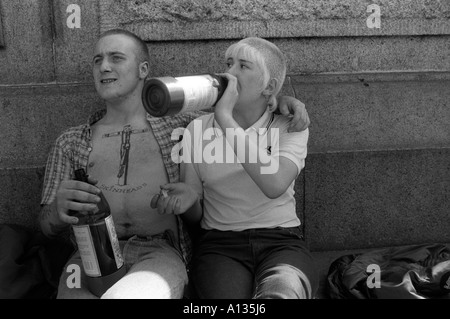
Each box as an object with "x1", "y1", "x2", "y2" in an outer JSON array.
[{"x1": 225, "y1": 37, "x2": 287, "y2": 112}]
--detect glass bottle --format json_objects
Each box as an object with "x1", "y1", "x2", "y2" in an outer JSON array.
[
  {"x1": 142, "y1": 73, "x2": 228, "y2": 117},
  {"x1": 70, "y1": 168, "x2": 126, "y2": 297}
]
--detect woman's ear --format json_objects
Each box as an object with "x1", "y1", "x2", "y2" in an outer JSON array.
[
  {"x1": 262, "y1": 79, "x2": 279, "y2": 113},
  {"x1": 139, "y1": 61, "x2": 150, "y2": 79},
  {"x1": 262, "y1": 78, "x2": 278, "y2": 96}
]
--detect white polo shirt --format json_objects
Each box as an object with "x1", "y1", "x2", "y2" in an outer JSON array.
[{"x1": 180, "y1": 111, "x2": 309, "y2": 231}]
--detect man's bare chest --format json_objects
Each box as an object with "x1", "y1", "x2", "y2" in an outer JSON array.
[{"x1": 86, "y1": 125, "x2": 167, "y2": 189}]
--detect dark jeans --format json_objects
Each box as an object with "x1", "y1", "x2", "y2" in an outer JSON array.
[{"x1": 191, "y1": 226, "x2": 319, "y2": 299}]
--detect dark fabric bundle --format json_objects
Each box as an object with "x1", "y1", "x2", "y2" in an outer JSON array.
[
  {"x1": 327, "y1": 243, "x2": 450, "y2": 299},
  {"x1": 0, "y1": 224, "x2": 74, "y2": 299}
]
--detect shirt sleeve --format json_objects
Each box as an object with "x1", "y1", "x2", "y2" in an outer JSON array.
[
  {"x1": 272, "y1": 128, "x2": 309, "y2": 176},
  {"x1": 40, "y1": 137, "x2": 71, "y2": 206},
  {"x1": 173, "y1": 110, "x2": 210, "y2": 128}
]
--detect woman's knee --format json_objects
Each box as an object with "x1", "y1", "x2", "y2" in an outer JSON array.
[{"x1": 254, "y1": 264, "x2": 314, "y2": 299}]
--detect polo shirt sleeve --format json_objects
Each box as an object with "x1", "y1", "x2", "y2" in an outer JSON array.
[
  {"x1": 272, "y1": 128, "x2": 309, "y2": 176},
  {"x1": 180, "y1": 120, "x2": 204, "y2": 199}
]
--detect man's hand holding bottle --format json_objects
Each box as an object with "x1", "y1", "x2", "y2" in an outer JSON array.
[{"x1": 55, "y1": 176, "x2": 102, "y2": 225}]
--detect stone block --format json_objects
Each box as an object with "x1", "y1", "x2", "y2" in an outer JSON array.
[
  {"x1": 142, "y1": 36, "x2": 450, "y2": 78},
  {"x1": 291, "y1": 72, "x2": 450, "y2": 152},
  {"x1": 304, "y1": 148, "x2": 450, "y2": 251},
  {"x1": 283, "y1": 36, "x2": 450, "y2": 74},
  {"x1": 52, "y1": 0, "x2": 100, "y2": 82},
  {"x1": 99, "y1": 0, "x2": 450, "y2": 40},
  {"x1": 0, "y1": 83, "x2": 103, "y2": 168},
  {"x1": 0, "y1": 0, "x2": 55, "y2": 84}
]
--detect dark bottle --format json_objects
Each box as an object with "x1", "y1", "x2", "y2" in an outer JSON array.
[
  {"x1": 142, "y1": 73, "x2": 228, "y2": 117},
  {"x1": 70, "y1": 168, "x2": 126, "y2": 297}
]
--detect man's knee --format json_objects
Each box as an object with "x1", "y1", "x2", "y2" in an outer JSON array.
[
  {"x1": 100, "y1": 270, "x2": 187, "y2": 299},
  {"x1": 56, "y1": 253, "x2": 98, "y2": 299}
]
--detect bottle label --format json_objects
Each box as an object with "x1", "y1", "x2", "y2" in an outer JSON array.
[
  {"x1": 73, "y1": 215, "x2": 124, "y2": 277},
  {"x1": 73, "y1": 224, "x2": 101, "y2": 277},
  {"x1": 104, "y1": 215, "x2": 124, "y2": 269},
  {"x1": 176, "y1": 75, "x2": 219, "y2": 111}
]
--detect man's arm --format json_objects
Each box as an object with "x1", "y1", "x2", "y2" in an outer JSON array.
[
  {"x1": 276, "y1": 95, "x2": 310, "y2": 132},
  {"x1": 40, "y1": 178, "x2": 101, "y2": 239},
  {"x1": 151, "y1": 183, "x2": 203, "y2": 225},
  {"x1": 39, "y1": 202, "x2": 71, "y2": 239},
  {"x1": 150, "y1": 121, "x2": 204, "y2": 223}
]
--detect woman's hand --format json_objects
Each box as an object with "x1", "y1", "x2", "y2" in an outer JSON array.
[{"x1": 214, "y1": 73, "x2": 239, "y2": 121}]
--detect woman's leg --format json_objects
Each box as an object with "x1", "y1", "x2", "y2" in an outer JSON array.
[
  {"x1": 253, "y1": 227, "x2": 319, "y2": 299},
  {"x1": 191, "y1": 230, "x2": 254, "y2": 299}
]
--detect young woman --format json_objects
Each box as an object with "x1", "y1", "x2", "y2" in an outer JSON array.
[{"x1": 152, "y1": 37, "x2": 318, "y2": 299}]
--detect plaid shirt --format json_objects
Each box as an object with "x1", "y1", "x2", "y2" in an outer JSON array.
[{"x1": 41, "y1": 108, "x2": 207, "y2": 267}]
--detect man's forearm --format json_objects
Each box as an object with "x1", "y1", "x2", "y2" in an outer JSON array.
[
  {"x1": 39, "y1": 202, "x2": 70, "y2": 238},
  {"x1": 181, "y1": 198, "x2": 203, "y2": 226}
]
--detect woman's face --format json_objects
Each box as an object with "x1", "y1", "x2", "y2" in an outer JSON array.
[{"x1": 225, "y1": 51, "x2": 266, "y2": 108}]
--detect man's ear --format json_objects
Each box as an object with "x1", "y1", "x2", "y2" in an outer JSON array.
[
  {"x1": 139, "y1": 61, "x2": 150, "y2": 79},
  {"x1": 262, "y1": 78, "x2": 278, "y2": 96}
]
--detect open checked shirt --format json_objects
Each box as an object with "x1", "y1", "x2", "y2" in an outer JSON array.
[{"x1": 40, "y1": 108, "x2": 206, "y2": 266}]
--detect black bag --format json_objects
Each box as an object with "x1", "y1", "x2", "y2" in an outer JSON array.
[
  {"x1": 327, "y1": 243, "x2": 450, "y2": 299},
  {"x1": 0, "y1": 224, "x2": 74, "y2": 299}
]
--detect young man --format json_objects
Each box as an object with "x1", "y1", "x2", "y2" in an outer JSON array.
[{"x1": 39, "y1": 29, "x2": 310, "y2": 299}]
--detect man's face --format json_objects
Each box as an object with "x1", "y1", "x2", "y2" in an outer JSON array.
[{"x1": 92, "y1": 34, "x2": 144, "y2": 103}]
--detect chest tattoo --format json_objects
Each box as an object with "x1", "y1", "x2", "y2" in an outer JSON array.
[{"x1": 102, "y1": 125, "x2": 151, "y2": 186}]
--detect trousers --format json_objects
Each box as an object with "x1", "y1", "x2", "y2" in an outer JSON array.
[
  {"x1": 191, "y1": 226, "x2": 319, "y2": 299},
  {"x1": 57, "y1": 230, "x2": 188, "y2": 299}
]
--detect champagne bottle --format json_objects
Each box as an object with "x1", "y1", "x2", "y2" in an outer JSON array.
[
  {"x1": 142, "y1": 73, "x2": 228, "y2": 117},
  {"x1": 70, "y1": 168, "x2": 126, "y2": 297}
]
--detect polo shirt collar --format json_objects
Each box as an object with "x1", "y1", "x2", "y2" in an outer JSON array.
[{"x1": 213, "y1": 109, "x2": 274, "y2": 137}]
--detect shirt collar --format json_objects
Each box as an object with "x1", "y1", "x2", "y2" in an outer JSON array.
[
  {"x1": 87, "y1": 109, "x2": 107, "y2": 126},
  {"x1": 247, "y1": 109, "x2": 273, "y2": 135},
  {"x1": 213, "y1": 109, "x2": 274, "y2": 137}
]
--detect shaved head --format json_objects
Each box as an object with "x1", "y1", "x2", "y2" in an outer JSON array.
[{"x1": 98, "y1": 29, "x2": 149, "y2": 64}]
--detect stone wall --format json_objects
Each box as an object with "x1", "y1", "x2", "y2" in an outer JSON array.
[{"x1": 0, "y1": 0, "x2": 449, "y2": 251}]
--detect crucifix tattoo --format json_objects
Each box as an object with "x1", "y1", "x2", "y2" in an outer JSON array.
[
  {"x1": 118, "y1": 125, "x2": 131, "y2": 186},
  {"x1": 102, "y1": 125, "x2": 151, "y2": 186}
]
